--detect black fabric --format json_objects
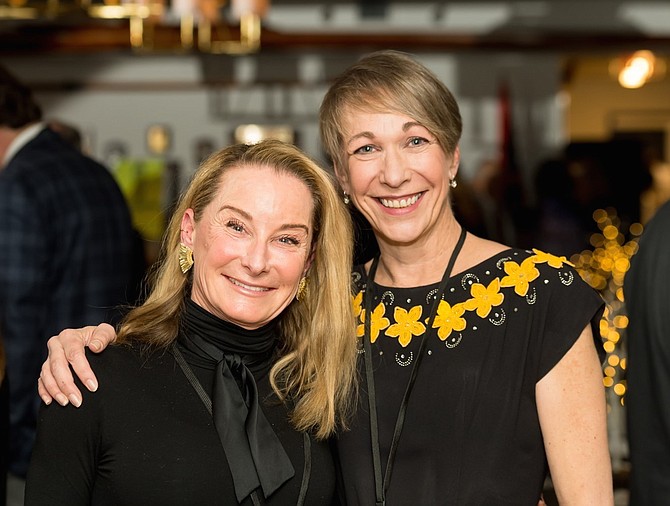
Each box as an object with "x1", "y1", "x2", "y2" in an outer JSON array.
[
  {"x1": 0, "y1": 372, "x2": 8, "y2": 506},
  {"x1": 363, "y1": 227, "x2": 467, "y2": 506},
  {"x1": 625, "y1": 200, "x2": 670, "y2": 505},
  {"x1": 25, "y1": 312, "x2": 336, "y2": 504},
  {"x1": 338, "y1": 248, "x2": 605, "y2": 506},
  {"x1": 178, "y1": 300, "x2": 294, "y2": 502}
]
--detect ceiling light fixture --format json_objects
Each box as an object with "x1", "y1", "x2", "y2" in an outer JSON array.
[
  {"x1": 0, "y1": 0, "x2": 268, "y2": 54},
  {"x1": 610, "y1": 50, "x2": 666, "y2": 89}
]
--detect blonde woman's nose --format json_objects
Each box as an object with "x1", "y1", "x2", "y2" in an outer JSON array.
[{"x1": 241, "y1": 239, "x2": 269, "y2": 274}]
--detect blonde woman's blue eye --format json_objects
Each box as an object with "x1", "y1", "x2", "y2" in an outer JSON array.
[
  {"x1": 279, "y1": 236, "x2": 300, "y2": 246},
  {"x1": 409, "y1": 137, "x2": 428, "y2": 146},
  {"x1": 227, "y1": 221, "x2": 244, "y2": 232}
]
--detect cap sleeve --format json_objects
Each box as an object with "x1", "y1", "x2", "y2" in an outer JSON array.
[{"x1": 535, "y1": 262, "x2": 606, "y2": 379}]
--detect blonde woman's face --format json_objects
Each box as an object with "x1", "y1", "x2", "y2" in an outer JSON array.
[
  {"x1": 182, "y1": 165, "x2": 313, "y2": 329},
  {"x1": 337, "y1": 110, "x2": 459, "y2": 248}
]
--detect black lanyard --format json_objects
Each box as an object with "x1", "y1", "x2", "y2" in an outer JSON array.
[{"x1": 363, "y1": 227, "x2": 467, "y2": 506}]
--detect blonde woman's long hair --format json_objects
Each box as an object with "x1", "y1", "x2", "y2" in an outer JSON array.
[
  {"x1": 319, "y1": 49, "x2": 463, "y2": 175},
  {"x1": 116, "y1": 139, "x2": 357, "y2": 439}
]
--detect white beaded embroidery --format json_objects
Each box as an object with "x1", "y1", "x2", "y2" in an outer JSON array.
[{"x1": 395, "y1": 351, "x2": 414, "y2": 367}]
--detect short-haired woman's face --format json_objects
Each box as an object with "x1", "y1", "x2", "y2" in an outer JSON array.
[
  {"x1": 182, "y1": 165, "x2": 314, "y2": 329},
  {"x1": 337, "y1": 110, "x2": 459, "y2": 247}
]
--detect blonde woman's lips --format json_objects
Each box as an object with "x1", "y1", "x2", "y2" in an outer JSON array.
[{"x1": 228, "y1": 277, "x2": 271, "y2": 292}]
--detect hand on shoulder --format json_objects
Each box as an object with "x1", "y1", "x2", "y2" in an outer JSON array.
[{"x1": 38, "y1": 323, "x2": 117, "y2": 407}]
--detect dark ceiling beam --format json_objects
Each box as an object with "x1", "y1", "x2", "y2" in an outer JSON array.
[
  {"x1": 1, "y1": 22, "x2": 670, "y2": 56},
  {"x1": 260, "y1": 27, "x2": 670, "y2": 53}
]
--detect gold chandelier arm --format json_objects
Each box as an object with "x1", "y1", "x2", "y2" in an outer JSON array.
[
  {"x1": 181, "y1": 12, "x2": 195, "y2": 49},
  {"x1": 0, "y1": 0, "x2": 264, "y2": 54},
  {"x1": 205, "y1": 12, "x2": 260, "y2": 54},
  {"x1": 0, "y1": 5, "x2": 38, "y2": 18}
]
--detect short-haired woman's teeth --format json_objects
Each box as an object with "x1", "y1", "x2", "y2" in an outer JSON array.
[{"x1": 380, "y1": 194, "x2": 420, "y2": 208}]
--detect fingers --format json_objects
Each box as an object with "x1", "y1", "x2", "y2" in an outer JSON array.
[
  {"x1": 39, "y1": 323, "x2": 117, "y2": 407},
  {"x1": 37, "y1": 376, "x2": 52, "y2": 405},
  {"x1": 87, "y1": 323, "x2": 117, "y2": 354},
  {"x1": 39, "y1": 344, "x2": 81, "y2": 407},
  {"x1": 41, "y1": 332, "x2": 83, "y2": 407},
  {"x1": 40, "y1": 325, "x2": 105, "y2": 407}
]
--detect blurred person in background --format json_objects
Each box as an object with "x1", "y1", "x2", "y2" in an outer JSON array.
[
  {"x1": 0, "y1": 64, "x2": 142, "y2": 505},
  {"x1": 625, "y1": 199, "x2": 670, "y2": 505},
  {"x1": 0, "y1": 337, "x2": 7, "y2": 506}
]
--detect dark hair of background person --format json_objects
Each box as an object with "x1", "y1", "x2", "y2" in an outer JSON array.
[{"x1": 0, "y1": 66, "x2": 42, "y2": 128}]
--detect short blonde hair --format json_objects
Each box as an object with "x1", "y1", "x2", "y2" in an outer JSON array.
[
  {"x1": 319, "y1": 50, "x2": 462, "y2": 174},
  {"x1": 118, "y1": 139, "x2": 357, "y2": 439}
]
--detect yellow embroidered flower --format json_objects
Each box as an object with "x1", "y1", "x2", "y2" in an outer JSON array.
[
  {"x1": 356, "y1": 312, "x2": 365, "y2": 337},
  {"x1": 352, "y1": 291, "x2": 363, "y2": 318},
  {"x1": 363, "y1": 302, "x2": 390, "y2": 343},
  {"x1": 531, "y1": 248, "x2": 574, "y2": 268},
  {"x1": 500, "y1": 257, "x2": 540, "y2": 296},
  {"x1": 352, "y1": 291, "x2": 365, "y2": 337},
  {"x1": 386, "y1": 305, "x2": 425, "y2": 347},
  {"x1": 432, "y1": 301, "x2": 467, "y2": 340},
  {"x1": 463, "y1": 278, "x2": 505, "y2": 318}
]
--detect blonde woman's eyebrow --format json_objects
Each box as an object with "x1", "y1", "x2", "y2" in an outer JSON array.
[
  {"x1": 278, "y1": 223, "x2": 310, "y2": 235},
  {"x1": 221, "y1": 205, "x2": 309, "y2": 234},
  {"x1": 220, "y1": 205, "x2": 251, "y2": 220}
]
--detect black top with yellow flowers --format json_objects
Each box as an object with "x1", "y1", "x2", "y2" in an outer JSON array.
[{"x1": 337, "y1": 248, "x2": 605, "y2": 506}]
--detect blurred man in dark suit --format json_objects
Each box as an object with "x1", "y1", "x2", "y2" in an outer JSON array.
[
  {"x1": 0, "y1": 338, "x2": 7, "y2": 506},
  {"x1": 625, "y1": 199, "x2": 670, "y2": 505},
  {"x1": 0, "y1": 65, "x2": 144, "y2": 505}
]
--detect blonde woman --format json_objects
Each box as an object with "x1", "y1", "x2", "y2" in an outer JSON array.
[{"x1": 26, "y1": 140, "x2": 356, "y2": 505}]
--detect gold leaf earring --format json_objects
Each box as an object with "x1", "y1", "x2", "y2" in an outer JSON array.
[
  {"x1": 178, "y1": 243, "x2": 194, "y2": 274},
  {"x1": 296, "y1": 276, "x2": 309, "y2": 302}
]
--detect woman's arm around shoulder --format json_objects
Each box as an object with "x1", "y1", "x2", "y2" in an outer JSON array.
[
  {"x1": 38, "y1": 323, "x2": 118, "y2": 407},
  {"x1": 537, "y1": 324, "x2": 614, "y2": 505}
]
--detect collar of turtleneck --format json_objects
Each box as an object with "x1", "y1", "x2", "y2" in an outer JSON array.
[
  {"x1": 179, "y1": 298, "x2": 278, "y2": 375},
  {"x1": 175, "y1": 298, "x2": 294, "y2": 503}
]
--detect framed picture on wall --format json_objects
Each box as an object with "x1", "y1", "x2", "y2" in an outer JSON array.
[{"x1": 233, "y1": 124, "x2": 296, "y2": 145}]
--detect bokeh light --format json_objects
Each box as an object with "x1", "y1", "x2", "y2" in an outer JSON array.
[{"x1": 572, "y1": 208, "x2": 641, "y2": 408}]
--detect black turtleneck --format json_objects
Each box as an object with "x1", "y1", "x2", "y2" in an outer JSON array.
[
  {"x1": 178, "y1": 298, "x2": 278, "y2": 378},
  {"x1": 176, "y1": 299, "x2": 279, "y2": 412},
  {"x1": 26, "y1": 300, "x2": 338, "y2": 506},
  {"x1": 176, "y1": 299, "x2": 295, "y2": 504}
]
